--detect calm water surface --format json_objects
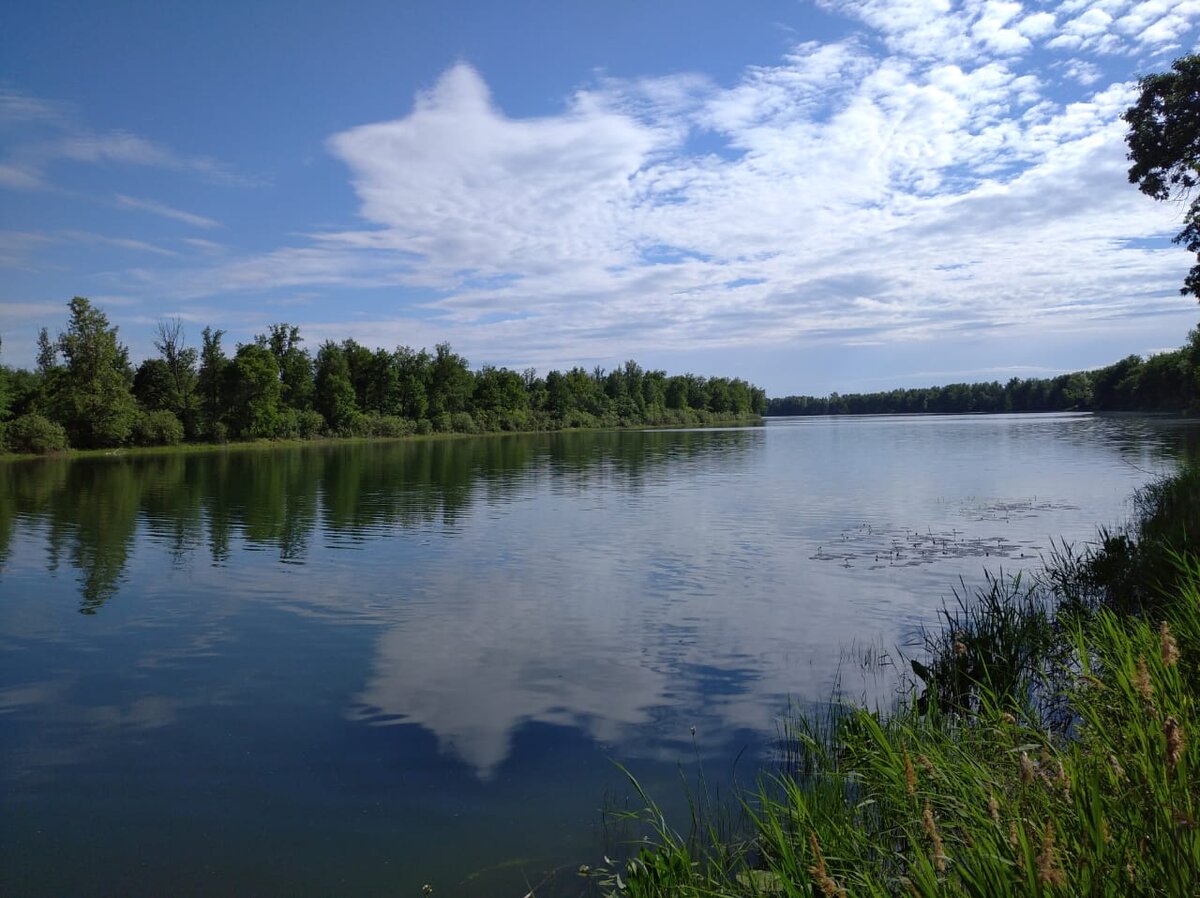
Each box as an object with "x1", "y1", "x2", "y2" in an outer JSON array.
[{"x1": 2, "y1": 414, "x2": 1197, "y2": 895}]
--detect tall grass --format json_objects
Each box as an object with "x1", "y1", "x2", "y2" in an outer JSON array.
[{"x1": 591, "y1": 465, "x2": 1200, "y2": 896}]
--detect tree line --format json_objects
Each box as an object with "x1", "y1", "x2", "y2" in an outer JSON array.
[
  {"x1": 0, "y1": 297, "x2": 767, "y2": 453},
  {"x1": 767, "y1": 328, "x2": 1200, "y2": 417}
]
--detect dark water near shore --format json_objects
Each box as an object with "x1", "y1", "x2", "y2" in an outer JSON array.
[{"x1": 2, "y1": 414, "x2": 1197, "y2": 895}]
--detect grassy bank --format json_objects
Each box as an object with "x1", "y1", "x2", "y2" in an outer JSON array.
[
  {"x1": 0, "y1": 413, "x2": 765, "y2": 463},
  {"x1": 593, "y1": 466, "x2": 1200, "y2": 896}
]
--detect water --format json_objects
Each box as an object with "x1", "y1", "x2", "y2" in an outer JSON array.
[{"x1": 1, "y1": 414, "x2": 1197, "y2": 895}]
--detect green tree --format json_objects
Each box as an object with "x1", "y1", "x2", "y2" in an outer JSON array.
[
  {"x1": 340, "y1": 338, "x2": 377, "y2": 412},
  {"x1": 51, "y1": 297, "x2": 138, "y2": 448},
  {"x1": 314, "y1": 340, "x2": 359, "y2": 433},
  {"x1": 394, "y1": 346, "x2": 431, "y2": 420},
  {"x1": 224, "y1": 343, "x2": 282, "y2": 438},
  {"x1": 427, "y1": 343, "x2": 473, "y2": 416},
  {"x1": 153, "y1": 318, "x2": 199, "y2": 435},
  {"x1": 1124, "y1": 54, "x2": 1200, "y2": 298},
  {"x1": 260, "y1": 323, "x2": 313, "y2": 412},
  {"x1": 197, "y1": 327, "x2": 229, "y2": 439},
  {"x1": 0, "y1": 337, "x2": 9, "y2": 423},
  {"x1": 132, "y1": 357, "x2": 176, "y2": 411}
]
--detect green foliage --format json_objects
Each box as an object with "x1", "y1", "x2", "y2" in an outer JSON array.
[
  {"x1": 197, "y1": 326, "x2": 229, "y2": 440},
  {"x1": 152, "y1": 319, "x2": 200, "y2": 437},
  {"x1": 7, "y1": 299, "x2": 766, "y2": 450},
  {"x1": 313, "y1": 341, "x2": 359, "y2": 434},
  {"x1": 1124, "y1": 54, "x2": 1200, "y2": 299},
  {"x1": 296, "y1": 408, "x2": 326, "y2": 439},
  {"x1": 50, "y1": 297, "x2": 139, "y2": 448},
  {"x1": 595, "y1": 466, "x2": 1200, "y2": 897},
  {"x1": 260, "y1": 323, "x2": 314, "y2": 411},
  {"x1": 131, "y1": 409, "x2": 185, "y2": 446},
  {"x1": 224, "y1": 343, "x2": 282, "y2": 438},
  {"x1": 427, "y1": 342, "x2": 473, "y2": 417},
  {"x1": 770, "y1": 336, "x2": 1199, "y2": 416},
  {"x1": 3, "y1": 412, "x2": 69, "y2": 453},
  {"x1": 359, "y1": 413, "x2": 415, "y2": 438},
  {"x1": 133, "y1": 357, "x2": 176, "y2": 411}
]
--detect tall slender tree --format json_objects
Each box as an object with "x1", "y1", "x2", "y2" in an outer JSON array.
[{"x1": 51, "y1": 297, "x2": 138, "y2": 447}]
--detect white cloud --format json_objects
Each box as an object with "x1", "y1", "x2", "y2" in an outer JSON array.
[
  {"x1": 0, "y1": 230, "x2": 55, "y2": 267},
  {"x1": 115, "y1": 194, "x2": 221, "y2": 229},
  {"x1": 327, "y1": 64, "x2": 664, "y2": 281},
  {"x1": 1017, "y1": 10, "x2": 1059, "y2": 38},
  {"x1": 0, "y1": 88, "x2": 251, "y2": 193},
  {"x1": 0, "y1": 161, "x2": 43, "y2": 190},
  {"x1": 61, "y1": 229, "x2": 178, "y2": 257},
  {"x1": 66, "y1": 1, "x2": 1199, "y2": 372}
]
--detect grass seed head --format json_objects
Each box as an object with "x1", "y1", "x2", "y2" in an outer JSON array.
[
  {"x1": 1036, "y1": 821, "x2": 1066, "y2": 888},
  {"x1": 1020, "y1": 751, "x2": 1036, "y2": 784},
  {"x1": 1134, "y1": 656, "x2": 1154, "y2": 704},
  {"x1": 1161, "y1": 622, "x2": 1180, "y2": 667},
  {"x1": 903, "y1": 748, "x2": 917, "y2": 798},
  {"x1": 1165, "y1": 716, "x2": 1186, "y2": 772},
  {"x1": 988, "y1": 794, "x2": 1001, "y2": 823},
  {"x1": 922, "y1": 799, "x2": 947, "y2": 872},
  {"x1": 1108, "y1": 754, "x2": 1126, "y2": 781},
  {"x1": 807, "y1": 831, "x2": 844, "y2": 898},
  {"x1": 1055, "y1": 760, "x2": 1071, "y2": 801},
  {"x1": 917, "y1": 753, "x2": 937, "y2": 777}
]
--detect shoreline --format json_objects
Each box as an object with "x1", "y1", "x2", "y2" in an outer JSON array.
[{"x1": 0, "y1": 414, "x2": 765, "y2": 463}]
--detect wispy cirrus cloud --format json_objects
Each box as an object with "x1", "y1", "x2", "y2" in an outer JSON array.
[
  {"x1": 0, "y1": 86, "x2": 251, "y2": 192},
  {"x1": 61, "y1": 229, "x2": 178, "y2": 257},
  {"x1": 115, "y1": 194, "x2": 221, "y2": 229}
]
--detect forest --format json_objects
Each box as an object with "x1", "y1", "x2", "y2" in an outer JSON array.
[
  {"x1": 0, "y1": 297, "x2": 767, "y2": 453},
  {"x1": 768, "y1": 327, "x2": 1200, "y2": 417}
]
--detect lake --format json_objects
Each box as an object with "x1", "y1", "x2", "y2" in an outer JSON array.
[{"x1": 2, "y1": 413, "x2": 1197, "y2": 896}]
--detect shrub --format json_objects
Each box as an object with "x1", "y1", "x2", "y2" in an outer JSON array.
[
  {"x1": 450, "y1": 411, "x2": 476, "y2": 433},
  {"x1": 372, "y1": 415, "x2": 415, "y2": 438},
  {"x1": 414, "y1": 418, "x2": 433, "y2": 435},
  {"x1": 272, "y1": 408, "x2": 300, "y2": 439},
  {"x1": 135, "y1": 409, "x2": 185, "y2": 446},
  {"x1": 297, "y1": 409, "x2": 326, "y2": 439},
  {"x1": 5, "y1": 413, "x2": 69, "y2": 453}
]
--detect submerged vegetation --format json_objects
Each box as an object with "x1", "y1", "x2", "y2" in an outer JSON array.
[
  {"x1": 0, "y1": 297, "x2": 766, "y2": 454},
  {"x1": 593, "y1": 463, "x2": 1200, "y2": 896}
]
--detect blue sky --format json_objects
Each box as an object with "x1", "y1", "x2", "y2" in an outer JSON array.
[{"x1": 2, "y1": 0, "x2": 1198, "y2": 396}]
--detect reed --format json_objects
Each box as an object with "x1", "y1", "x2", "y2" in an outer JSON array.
[{"x1": 591, "y1": 465, "x2": 1200, "y2": 896}]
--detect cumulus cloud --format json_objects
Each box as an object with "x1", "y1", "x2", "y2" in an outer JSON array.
[
  {"x1": 33, "y1": 1, "x2": 1196, "y2": 373},
  {"x1": 327, "y1": 64, "x2": 665, "y2": 281},
  {"x1": 298, "y1": 4, "x2": 1188, "y2": 366}
]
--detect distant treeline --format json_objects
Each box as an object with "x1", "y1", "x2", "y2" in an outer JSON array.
[
  {"x1": 768, "y1": 328, "x2": 1200, "y2": 417},
  {"x1": 0, "y1": 297, "x2": 767, "y2": 454}
]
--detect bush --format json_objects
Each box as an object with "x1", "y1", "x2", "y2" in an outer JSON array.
[
  {"x1": 297, "y1": 409, "x2": 325, "y2": 439},
  {"x1": 5, "y1": 413, "x2": 69, "y2": 453},
  {"x1": 371, "y1": 415, "x2": 415, "y2": 438},
  {"x1": 273, "y1": 408, "x2": 300, "y2": 439},
  {"x1": 450, "y1": 411, "x2": 476, "y2": 433},
  {"x1": 132, "y1": 410, "x2": 185, "y2": 446},
  {"x1": 414, "y1": 418, "x2": 433, "y2": 435}
]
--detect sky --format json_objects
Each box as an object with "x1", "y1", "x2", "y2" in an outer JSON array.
[{"x1": 1, "y1": 0, "x2": 1199, "y2": 397}]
